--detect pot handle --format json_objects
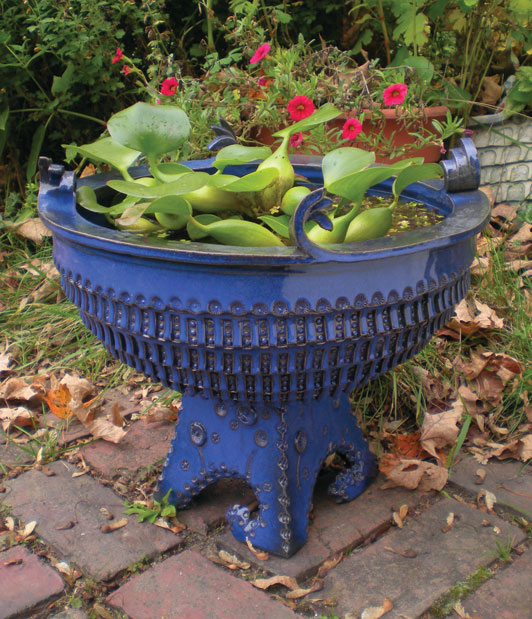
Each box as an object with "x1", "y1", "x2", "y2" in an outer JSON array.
[
  {"x1": 38, "y1": 157, "x2": 76, "y2": 193},
  {"x1": 440, "y1": 137, "x2": 480, "y2": 193}
]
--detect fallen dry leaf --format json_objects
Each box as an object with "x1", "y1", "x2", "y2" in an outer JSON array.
[
  {"x1": 441, "y1": 512, "x2": 455, "y2": 533},
  {"x1": 474, "y1": 469, "x2": 487, "y2": 484},
  {"x1": 439, "y1": 298, "x2": 504, "y2": 338},
  {"x1": 56, "y1": 521, "x2": 76, "y2": 530},
  {"x1": 454, "y1": 599, "x2": 475, "y2": 618},
  {"x1": 380, "y1": 458, "x2": 448, "y2": 491},
  {"x1": 384, "y1": 546, "x2": 417, "y2": 558},
  {"x1": 316, "y1": 553, "x2": 343, "y2": 578},
  {"x1": 0, "y1": 406, "x2": 36, "y2": 432},
  {"x1": 477, "y1": 488, "x2": 496, "y2": 511},
  {"x1": 13, "y1": 218, "x2": 51, "y2": 244},
  {"x1": 420, "y1": 402, "x2": 463, "y2": 461},
  {"x1": 0, "y1": 352, "x2": 14, "y2": 377},
  {"x1": 392, "y1": 511, "x2": 404, "y2": 528},
  {"x1": 246, "y1": 537, "x2": 269, "y2": 560},
  {"x1": 100, "y1": 518, "x2": 128, "y2": 533},
  {"x1": 0, "y1": 378, "x2": 45, "y2": 405},
  {"x1": 213, "y1": 550, "x2": 250, "y2": 570},
  {"x1": 19, "y1": 521, "x2": 37, "y2": 539},
  {"x1": 251, "y1": 574, "x2": 299, "y2": 591},
  {"x1": 285, "y1": 578, "x2": 323, "y2": 599},
  {"x1": 360, "y1": 598, "x2": 393, "y2": 619},
  {"x1": 4, "y1": 558, "x2": 23, "y2": 566},
  {"x1": 399, "y1": 504, "x2": 409, "y2": 520}
]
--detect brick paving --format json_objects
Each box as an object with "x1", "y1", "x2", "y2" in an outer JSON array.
[
  {"x1": 1, "y1": 446, "x2": 532, "y2": 618},
  {"x1": 0, "y1": 545, "x2": 64, "y2": 618}
]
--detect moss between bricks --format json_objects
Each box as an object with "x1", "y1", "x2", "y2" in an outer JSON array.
[{"x1": 424, "y1": 566, "x2": 493, "y2": 618}]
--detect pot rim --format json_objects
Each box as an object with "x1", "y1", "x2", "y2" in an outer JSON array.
[{"x1": 38, "y1": 155, "x2": 491, "y2": 266}]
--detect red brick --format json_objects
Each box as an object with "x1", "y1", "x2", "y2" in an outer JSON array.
[
  {"x1": 0, "y1": 546, "x2": 64, "y2": 618},
  {"x1": 313, "y1": 497, "x2": 526, "y2": 617},
  {"x1": 218, "y1": 474, "x2": 425, "y2": 580},
  {"x1": 80, "y1": 420, "x2": 174, "y2": 479},
  {"x1": 463, "y1": 549, "x2": 532, "y2": 619},
  {"x1": 450, "y1": 455, "x2": 532, "y2": 519},
  {"x1": 106, "y1": 549, "x2": 299, "y2": 618},
  {"x1": 1, "y1": 461, "x2": 181, "y2": 581}
]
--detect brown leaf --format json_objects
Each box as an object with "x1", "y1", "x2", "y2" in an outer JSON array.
[
  {"x1": 251, "y1": 574, "x2": 299, "y2": 591},
  {"x1": 480, "y1": 74, "x2": 503, "y2": 106},
  {"x1": 285, "y1": 578, "x2": 323, "y2": 599},
  {"x1": 380, "y1": 458, "x2": 448, "y2": 492},
  {"x1": 420, "y1": 402, "x2": 463, "y2": 461},
  {"x1": 0, "y1": 352, "x2": 14, "y2": 377},
  {"x1": 392, "y1": 512, "x2": 404, "y2": 528},
  {"x1": 100, "y1": 518, "x2": 128, "y2": 533},
  {"x1": 56, "y1": 521, "x2": 76, "y2": 530},
  {"x1": 82, "y1": 417, "x2": 127, "y2": 443},
  {"x1": 442, "y1": 298, "x2": 504, "y2": 337},
  {"x1": 0, "y1": 406, "x2": 36, "y2": 432},
  {"x1": 4, "y1": 558, "x2": 23, "y2": 566},
  {"x1": 316, "y1": 552, "x2": 343, "y2": 578},
  {"x1": 13, "y1": 218, "x2": 51, "y2": 244},
  {"x1": 215, "y1": 550, "x2": 250, "y2": 570},
  {"x1": 477, "y1": 489, "x2": 496, "y2": 511},
  {"x1": 0, "y1": 378, "x2": 45, "y2": 405},
  {"x1": 474, "y1": 469, "x2": 487, "y2": 484},
  {"x1": 441, "y1": 512, "x2": 455, "y2": 533},
  {"x1": 399, "y1": 504, "x2": 409, "y2": 520},
  {"x1": 246, "y1": 537, "x2": 269, "y2": 560},
  {"x1": 384, "y1": 546, "x2": 417, "y2": 558},
  {"x1": 360, "y1": 598, "x2": 393, "y2": 619},
  {"x1": 20, "y1": 521, "x2": 37, "y2": 539}
]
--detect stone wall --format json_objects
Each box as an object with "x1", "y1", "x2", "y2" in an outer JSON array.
[{"x1": 472, "y1": 115, "x2": 532, "y2": 206}]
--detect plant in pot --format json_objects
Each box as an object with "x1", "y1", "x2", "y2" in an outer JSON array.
[{"x1": 38, "y1": 101, "x2": 490, "y2": 557}]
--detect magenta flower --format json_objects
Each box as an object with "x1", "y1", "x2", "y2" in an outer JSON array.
[
  {"x1": 290, "y1": 132, "x2": 304, "y2": 148},
  {"x1": 257, "y1": 76, "x2": 272, "y2": 87},
  {"x1": 160, "y1": 77, "x2": 178, "y2": 96},
  {"x1": 383, "y1": 83, "x2": 408, "y2": 106},
  {"x1": 287, "y1": 95, "x2": 315, "y2": 122},
  {"x1": 249, "y1": 43, "x2": 271, "y2": 65},
  {"x1": 341, "y1": 118, "x2": 363, "y2": 140},
  {"x1": 111, "y1": 47, "x2": 123, "y2": 64},
  {"x1": 122, "y1": 65, "x2": 131, "y2": 75}
]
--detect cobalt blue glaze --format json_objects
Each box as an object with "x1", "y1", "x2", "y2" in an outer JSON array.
[{"x1": 37, "y1": 144, "x2": 490, "y2": 557}]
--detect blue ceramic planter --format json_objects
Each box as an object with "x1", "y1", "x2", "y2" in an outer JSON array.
[{"x1": 38, "y1": 142, "x2": 490, "y2": 557}]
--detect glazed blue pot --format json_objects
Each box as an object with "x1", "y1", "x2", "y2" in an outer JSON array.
[{"x1": 38, "y1": 142, "x2": 490, "y2": 557}]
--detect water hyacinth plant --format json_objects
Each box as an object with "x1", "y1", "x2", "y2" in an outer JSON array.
[{"x1": 67, "y1": 101, "x2": 444, "y2": 247}]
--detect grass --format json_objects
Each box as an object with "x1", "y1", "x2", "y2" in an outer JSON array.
[{"x1": 1, "y1": 196, "x2": 531, "y2": 470}]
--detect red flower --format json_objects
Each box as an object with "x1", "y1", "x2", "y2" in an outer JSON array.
[
  {"x1": 122, "y1": 65, "x2": 131, "y2": 75},
  {"x1": 287, "y1": 95, "x2": 315, "y2": 121},
  {"x1": 257, "y1": 76, "x2": 272, "y2": 87},
  {"x1": 290, "y1": 132, "x2": 304, "y2": 148},
  {"x1": 160, "y1": 77, "x2": 179, "y2": 96},
  {"x1": 383, "y1": 83, "x2": 408, "y2": 106},
  {"x1": 249, "y1": 43, "x2": 271, "y2": 65},
  {"x1": 111, "y1": 47, "x2": 123, "y2": 64},
  {"x1": 341, "y1": 118, "x2": 363, "y2": 140}
]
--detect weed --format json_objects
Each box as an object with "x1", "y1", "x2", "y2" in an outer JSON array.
[
  {"x1": 428, "y1": 565, "x2": 493, "y2": 618},
  {"x1": 124, "y1": 490, "x2": 176, "y2": 523}
]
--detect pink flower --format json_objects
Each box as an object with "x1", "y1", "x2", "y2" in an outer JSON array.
[
  {"x1": 464, "y1": 129, "x2": 474, "y2": 137},
  {"x1": 160, "y1": 77, "x2": 178, "y2": 96},
  {"x1": 383, "y1": 83, "x2": 408, "y2": 106},
  {"x1": 122, "y1": 65, "x2": 131, "y2": 75},
  {"x1": 249, "y1": 43, "x2": 271, "y2": 65},
  {"x1": 290, "y1": 132, "x2": 304, "y2": 148},
  {"x1": 257, "y1": 76, "x2": 272, "y2": 87},
  {"x1": 341, "y1": 118, "x2": 363, "y2": 140},
  {"x1": 112, "y1": 47, "x2": 123, "y2": 64},
  {"x1": 287, "y1": 95, "x2": 315, "y2": 121},
  {"x1": 155, "y1": 98, "x2": 161, "y2": 105}
]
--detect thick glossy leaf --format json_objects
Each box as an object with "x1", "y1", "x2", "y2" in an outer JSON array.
[
  {"x1": 154, "y1": 161, "x2": 195, "y2": 182},
  {"x1": 208, "y1": 174, "x2": 241, "y2": 188},
  {"x1": 217, "y1": 168, "x2": 278, "y2": 192},
  {"x1": 213, "y1": 145, "x2": 272, "y2": 172},
  {"x1": 392, "y1": 163, "x2": 443, "y2": 202},
  {"x1": 258, "y1": 214, "x2": 290, "y2": 238},
  {"x1": 107, "y1": 172, "x2": 209, "y2": 198},
  {"x1": 329, "y1": 164, "x2": 409, "y2": 204},
  {"x1": 322, "y1": 147, "x2": 376, "y2": 193},
  {"x1": 107, "y1": 102, "x2": 190, "y2": 156},
  {"x1": 76, "y1": 185, "x2": 111, "y2": 213},
  {"x1": 273, "y1": 103, "x2": 342, "y2": 138},
  {"x1": 118, "y1": 196, "x2": 192, "y2": 228},
  {"x1": 108, "y1": 195, "x2": 140, "y2": 216},
  {"x1": 63, "y1": 137, "x2": 141, "y2": 177}
]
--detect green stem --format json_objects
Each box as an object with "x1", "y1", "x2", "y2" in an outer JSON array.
[
  {"x1": 206, "y1": 0, "x2": 215, "y2": 51},
  {"x1": 376, "y1": 0, "x2": 391, "y2": 65}
]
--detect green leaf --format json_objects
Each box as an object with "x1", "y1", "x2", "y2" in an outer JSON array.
[
  {"x1": 118, "y1": 195, "x2": 192, "y2": 228},
  {"x1": 273, "y1": 103, "x2": 342, "y2": 138},
  {"x1": 322, "y1": 147, "x2": 376, "y2": 195},
  {"x1": 401, "y1": 55, "x2": 434, "y2": 86},
  {"x1": 213, "y1": 168, "x2": 278, "y2": 192},
  {"x1": 392, "y1": 163, "x2": 443, "y2": 202},
  {"x1": 258, "y1": 214, "x2": 290, "y2": 238},
  {"x1": 107, "y1": 172, "x2": 209, "y2": 198},
  {"x1": 76, "y1": 185, "x2": 111, "y2": 213},
  {"x1": 63, "y1": 137, "x2": 141, "y2": 179},
  {"x1": 329, "y1": 163, "x2": 413, "y2": 204},
  {"x1": 51, "y1": 62, "x2": 75, "y2": 96},
  {"x1": 213, "y1": 145, "x2": 272, "y2": 172},
  {"x1": 0, "y1": 104, "x2": 8, "y2": 131},
  {"x1": 108, "y1": 195, "x2": 140, "y2": 216},
  {"x1": 107, "y1": 102, "x2": 190, "y2": 157},
  {"x1": 28, "y1": 124, "x2": 46, "y2": 183}
]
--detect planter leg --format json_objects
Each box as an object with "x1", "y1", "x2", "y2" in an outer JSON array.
[{"x1": 157, "y1": 394, "x2": 375, "y2": 557}]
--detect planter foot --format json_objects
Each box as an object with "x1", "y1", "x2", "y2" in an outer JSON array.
[{"x1": 156, "y1": 393, "x2": 375, "y2": 557}]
